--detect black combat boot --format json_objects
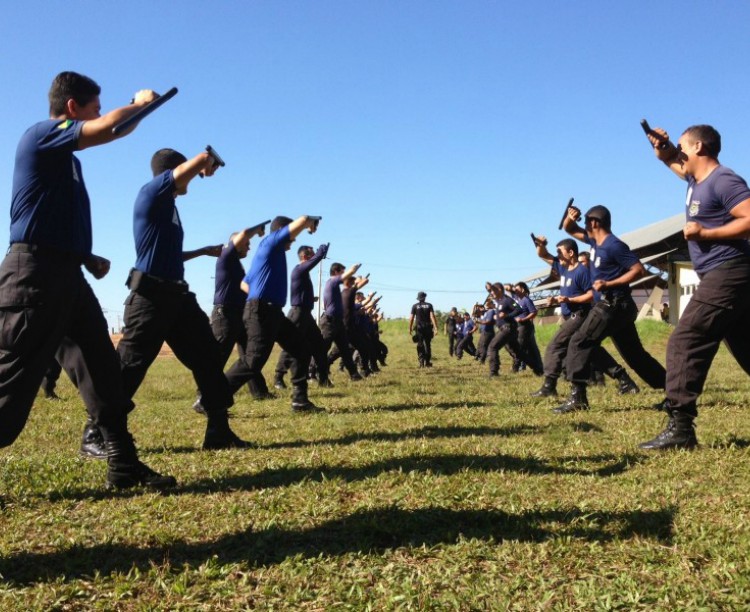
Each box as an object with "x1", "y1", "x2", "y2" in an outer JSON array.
[
  {"x1": 552, "y1": 384, "x2": 589, "y2": 414},
  {"x1": 291, "y1": 384, "x2": 325, "y2": 413},
  {"x1": 80, "y1": 419, "x2": 108, "y2": 460},
  {"x1": 273, "y1": 375, "x2": 287, "y2": 390},
  {"x1": 614, "y1": 367, "x2": 640, "y2": 395},
  {"x1": 106, "y1": 434, "x2": 176, "y2": 490},
  {"x1": 203, "y1": 410, "x2": 254, "y2": 450},
  {"x1": 639, "y1": 409, "x2": 698, "y2": 450},
  {"x1": 531, "y1": 377, "x2": 558, "y2": 398}
]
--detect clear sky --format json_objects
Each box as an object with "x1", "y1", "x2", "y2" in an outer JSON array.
[{"x1": 2, "y1": 1, "x2": 750, "y2": 327}]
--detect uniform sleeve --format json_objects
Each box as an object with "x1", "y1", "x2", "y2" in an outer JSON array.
[
  {"x1": 611, "y1": 238, "x2": 640, "y2": 270},
  {"x1": 411, "y1": 304, "x2": 418, "y2": 315},
  {"x1": 36, "y1": 120, "x2": 84, "y2": 153},
  {"x1": 718, "y1": 171, "x2": 750, "y2": 211}
]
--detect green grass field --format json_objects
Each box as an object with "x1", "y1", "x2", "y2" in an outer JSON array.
[{"x1": 2, "y1": 319, "x2": 750, "y2": 610}]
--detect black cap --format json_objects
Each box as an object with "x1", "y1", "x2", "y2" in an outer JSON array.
[
  {"x1": 417, "y1": 291, "x2": 427, "y2": 300},
  {"x1": 585, "y1": 205, "x2": 611, "y2": 229}
]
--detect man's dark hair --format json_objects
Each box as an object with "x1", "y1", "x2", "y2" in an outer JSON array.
[
  {"x1": 49, "y1": 71, "x2": 101, "y2": 117},
  {"x1": 515, "y1": 281, "x2": 530, "y2": 294},
  {"x1": 271, "y1": 216, "x2": 293, "y2": 232},
  {"x1": 297, "y1": 245, "x2": 313, "y2": 256},
  {"x1": 578, "y1": 251, "x2": 590, "y2": 260},
  {"x1": 585, "y1": 205, "x2": 612, "y2": 231},
  {"x1": 330, "y1": 262, "x2": 345, "y2": 276},
  {"x1": 556, "y1": 238, "x2": 578, "y2": 256},
  {"x1": 683, "y1": 124, "x2": 721, "y2": 158},
  {"x1": 151, "y1": 148, "x2": 187, "y2": 176}
]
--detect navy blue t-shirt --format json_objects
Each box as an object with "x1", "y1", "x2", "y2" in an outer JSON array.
[
  {"x1": 479, "y1": 308, "x2": 496, "y2": 332},
  {"x1": 10, "y1": 119, "x2": 92, "y2": 256},
  {"x1": 244, "y1": 226, "x2": 290, "y2": 306},
  {"x1": 290, "y1": 248, "x2": 326, "y2": 311},
  {"x1": 133, "y1": 171, "x2": 184, "y2": 281},
  {"x1": 324, "y1": 275, "x2": 344, "y2": 318},
  {"x1": 684, "y1": 166, "x2": 750, "y2": 274},
  {"x1": 553, "y1": 258, "x2": 592, "y2": 316},
  {"x1": 515, "y1": 296, "x2": 537, "y2": 322},
  {"x1": 582, "y1": 233, "x2": 639, "y2": 300},
  {"x1": 494, "y1": 296, "x2": 522, "y2": 325},
  {"x1": 213, "y1": 241, "x2": 247, "y2": 306}
]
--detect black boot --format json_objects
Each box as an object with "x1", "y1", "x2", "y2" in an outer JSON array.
[
  {"x1": 291, "y1": 385, "x2": 325, "y2": 413},
  {"x1": 80, "y1": 420, "x2": 108, "y2": 460},
  {"x1": 615, "y1": 368, "x2": 640, "y2": 395},
  {"x1": 553, "y1": 384, "x2": 589, "y2": 414},
  {"x1": 106, "y1": 435, "x2": 176, "y2": 490},
  {"x1": 203, "y1": 410, "x2": 254, "y2": 450},
  {"x1": 531, "y1": 377, "x2": 558, "y2": 398},
  {"x1": 273, "y1": 376, "x2": 287, "y2": 390},
  {"x1": 639, "y1": 409, "x2": 698, "y2": 450}
]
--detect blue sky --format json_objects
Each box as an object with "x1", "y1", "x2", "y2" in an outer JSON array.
[{"x1": 2, "y1": 1, "x2": 750, "y2": 327}]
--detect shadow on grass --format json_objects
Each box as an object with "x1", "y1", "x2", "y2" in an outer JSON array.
[
  {"x1": 708, "y1": 436, "x2": 750, "y2": 449},
  {"x1": 342, "y1": 400, "x2": 491, "y2": 414},
  {"x1": 45, "y1": 451, "x2": 642, "y2": 502},
  {"x1": 143, "y1": 424, "x2": 544, "y2": 455},
  {"x1": 0, "y1": 505, "x2": 675, "y2": 585}
]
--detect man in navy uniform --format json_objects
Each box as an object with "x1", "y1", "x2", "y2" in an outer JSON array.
[
  {"x1": 409, "y1": 291, "x2": 438, "y2": 367},
  {"x1": 113, "y1": 147, "x2": 251, "y2": 450},
  {"x1": 0, "y1": 71, "x2": 174, "y2": 489},
  {"x1": 274, "y1": 243, "x2": 332, "y2": 389},
  {"x1": 223, "y1": 215, "x2": 323, "y2": 412},
  {"x1": 558, "y1": 204, "x2": 666, "y2": 413},
  {"x1": 530, "y1": 237, "x2": 639, "y2": 400},
  {"x1": 320, "y1": 262, "x2": 364, "y2": 381},
  {"x1": 641, "y1": 124, "x2": 750, "y2": 449}
]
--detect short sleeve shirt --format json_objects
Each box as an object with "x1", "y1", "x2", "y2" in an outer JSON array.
[
  {"x1": 411, "y1": 301, "x2": 434, "y2": 327},
  {"x1": 244, "y1": 226, "x2": 290, "y2": 306},
  {"x1": 10, "y1": 119, "x2": 92, "y2": 256},
  {"x1": 213, "y1": 241, "x2": 247, "y2": 306},
  {"x1": 553, "y1": 258, "x2": 592, "y2": 316},
  {"x1": 324, "y1": 275, "x2": 344, "y2": 318},
  {"x1": 133, "y1": 171, "x2": 185, "y2": 281},
  {"x1": 582, "y1": 234, "x2": 639, "y2": 300},
  {"x1": 685, "y1": 166, "x2": 750, "y2": 274}
]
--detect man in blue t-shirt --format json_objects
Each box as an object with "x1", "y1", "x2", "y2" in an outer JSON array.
[
  {"x1": 513, "y1": 282, "x2": 544, "y2": 375},
  {"x1": 115, "y1": 147, "x2": 251, "y2": 450},
  {"x1": 640, "y1": 124, "x2": 750, "y2": 450},
  {"x1": 475, "y1": 300, "x2": 496, "y2": 365},
  {"x1": 559, "y1": 204, "x2": 666, "y2": 413},
  {"x1": 0, "y1": 71, "x2": 174, "y2": 490},
  {"x1": 223, "y1": 215, "x2": 323, "y2": 412},
  {"x1": 455, "y1": 312, "x2": 477, "y2": 359}
]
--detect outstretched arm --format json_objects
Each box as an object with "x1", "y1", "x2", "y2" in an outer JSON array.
[{"x1": 79, "y1": 89, "x2": 159, "y2": 149}]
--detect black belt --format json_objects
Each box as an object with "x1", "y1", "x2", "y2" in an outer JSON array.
[
  {"x1": 127, "y1": 268, "x2": 188, "y2": 294},
  {"x1": 247, "y1": 298, "x2": 283, "y2": 309},
  {"x1": 9, "y1": 242, "x2": 85, "y2": 265}
]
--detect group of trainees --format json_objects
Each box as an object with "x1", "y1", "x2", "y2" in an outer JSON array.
[
  {"x1": 444, "y1": 282, "x2": 544, "y2": 377},
  {"x1": 438, "y1": 124, "x2": 750, "y2": 453},
  {"x1": 0, "y1": 71, "x2": 385, "y2": 493}
]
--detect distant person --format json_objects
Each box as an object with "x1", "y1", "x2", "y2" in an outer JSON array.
[
  {"x1": 445, "y1": 307, "x2": 459, "y2": 357},
  {"x1": 408, "y1": 291, "x2": 438, "y2": 367},
  {"x1": 641, "y1": 124, "x2": 750, "y2": 449},
  {"x1": 660, "y1": 302, "x2": 670, "y2": 323}
]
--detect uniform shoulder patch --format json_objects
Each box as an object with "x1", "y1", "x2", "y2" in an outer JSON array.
[{"x1": 57, "y1": 119, "x2": 73, "y2": 129}]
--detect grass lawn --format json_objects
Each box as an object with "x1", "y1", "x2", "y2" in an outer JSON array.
[{"x1": 2, "y1": 319, "x2": 750, "y2": 610}]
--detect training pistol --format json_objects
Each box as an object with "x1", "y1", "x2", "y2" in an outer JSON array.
[
  {"x1": 640, "y1": 119, "x2": 671, "y2": 151},
  {"x1": 557, "y1": 197, "x2": 576, "y2": 230}
]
